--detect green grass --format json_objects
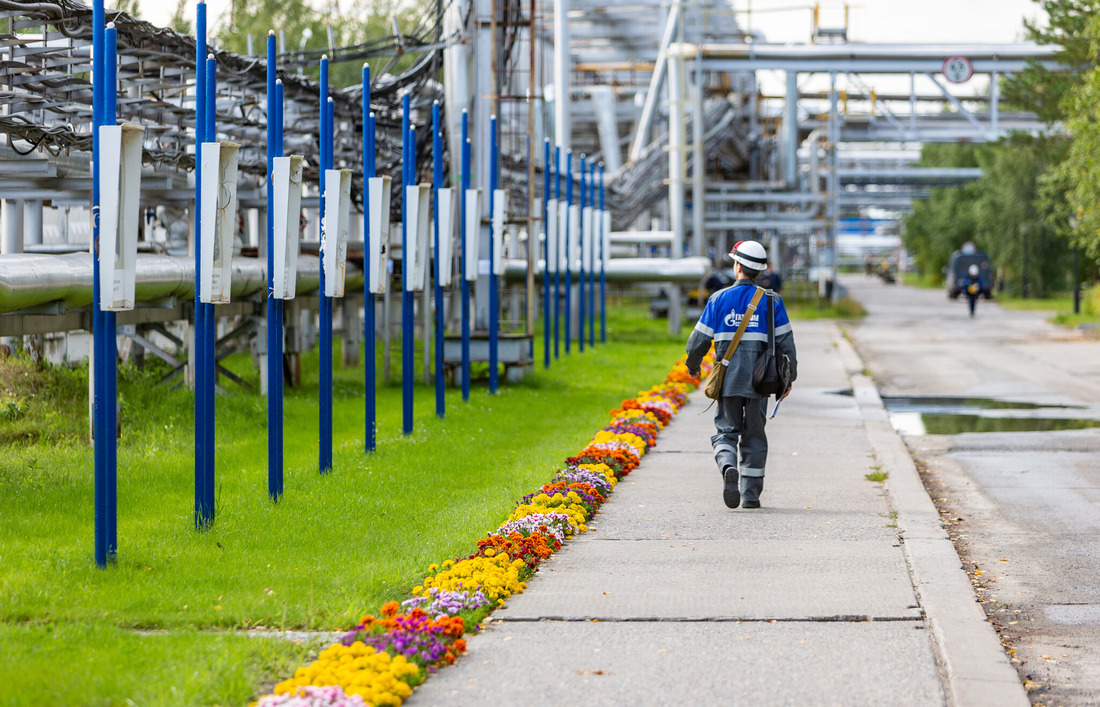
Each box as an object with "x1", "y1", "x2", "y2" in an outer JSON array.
[
  {"x1": 865, "y1": 471, "x2": 888, "y2": 483},
  {"x1": 902, "y1": 272, "x2": 942, "y2": 289},
  {"x1": 0, "y1": 622, "x2": 315, "y2": 707},
  {"x1": 0, "y1": 299, "x2": 683, "y2": 706},
  {"x1": 995, "y1": 295, "x2": 1074, "y2": 312},
  {"x1": 995, "y1": 294, "x2": 1100, "y2": 329},
  {"x1": 784, "y1": 296, "x2": 866, "y2": 320}
]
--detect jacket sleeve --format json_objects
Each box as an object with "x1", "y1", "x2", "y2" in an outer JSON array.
[
  {"x1": 685, "y1": 296, "x2": 716, "y2": 372},
  {"x1": 774, "y1": 296, "x2": 798, "y2": 384}
]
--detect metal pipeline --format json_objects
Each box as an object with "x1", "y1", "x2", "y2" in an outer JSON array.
[
  {"x1": 1, "y1": 251, "x2": 697, "y2": 314},
  {"x1": 504, "y1": 256, "x2": 710, "y2": 284},
  {"x1": 0, "y1": 253, "x2": 362, "y2": 314}
]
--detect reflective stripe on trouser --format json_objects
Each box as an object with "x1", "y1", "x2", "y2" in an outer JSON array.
[
  {"x1": 740, "y1": 476, "x2": 764, "y2": 503},
  {"x1": 710, "y1": 395, "x2": 768, "y2": 476}
]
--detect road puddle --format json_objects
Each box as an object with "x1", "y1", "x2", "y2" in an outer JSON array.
[
  {"x1": 881, "y1": 396, "x2": 1100, "y2": 435},
  {"x1": 831, "y1": 390, "x2": 1100, "y2": 435}
]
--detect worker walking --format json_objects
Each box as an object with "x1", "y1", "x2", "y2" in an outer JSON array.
[
  {"x1": 964, "y1": 264, "x2": 984, "y2": 317},
  {"x1": 685, "y1": 240, "x2": 798, "y2": 509}
]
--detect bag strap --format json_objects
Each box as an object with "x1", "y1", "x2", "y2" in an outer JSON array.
[
  {"x1": 766, "y1": 292, "x2": 776, "y2": 356},
  {"x1": 720, "y1": 287, "x2": 765, "y2": 365}
]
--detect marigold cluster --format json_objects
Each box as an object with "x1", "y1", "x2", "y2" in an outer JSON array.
[
  {"x1": 475, "y1": 530, "x2": 561, "y2": 569},
  {"x1": 272, "y1": 643, "x2": 420, "y2": 707},
  {"x1": 415, "y1": 553, "x2": 528, "y2": 604}
]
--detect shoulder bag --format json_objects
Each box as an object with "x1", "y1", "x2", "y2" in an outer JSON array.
[
  {"x1": 703, "y1": 287, "x2": 765, "y2": 400},
  {"x1": 752, "y1": 292, "x2": 792, "y2": 398}
]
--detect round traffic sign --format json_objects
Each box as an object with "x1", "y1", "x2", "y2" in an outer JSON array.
[{"x1": 942, "y1": 56, "x2": 973, "y2": 83}]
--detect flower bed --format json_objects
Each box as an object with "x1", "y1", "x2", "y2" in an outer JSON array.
[{"x1": 255, "y1": 356, "x2": 707, "y2": 707}]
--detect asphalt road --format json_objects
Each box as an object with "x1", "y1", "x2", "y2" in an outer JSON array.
[{"x1": 845, "y1": 274, "x2": 1100, "y2": 706}]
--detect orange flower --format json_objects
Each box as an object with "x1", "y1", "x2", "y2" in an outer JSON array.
[{"x1": 380, "y1": 601, "x2": 400, "y2": 617}]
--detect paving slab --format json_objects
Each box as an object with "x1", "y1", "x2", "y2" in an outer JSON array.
[
  {"x1": 406, "y1": 319, "x2": 1022, "y2": 705},
  {"x1": 500, "y1": 538, "x2": 921, "y2": 620},
  {"x1": 410, "y1": 621, "x2": 944, "y2": 707}
]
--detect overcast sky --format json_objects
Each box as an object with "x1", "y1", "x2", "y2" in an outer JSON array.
[{"x1": 141, "y1": 0, "x2": 1046, "y2": 45}]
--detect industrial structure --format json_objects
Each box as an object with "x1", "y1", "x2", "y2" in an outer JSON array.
[{"x1": 0, "y1": 1, "x2": 1062, "y2": 561}]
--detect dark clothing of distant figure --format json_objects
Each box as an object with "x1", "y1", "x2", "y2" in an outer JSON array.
[
  {"x1": 684, "y1": 279, "x2": 798, "y2": 503},
  {"x1": 758, "y1": 269, "x2": 783, "y2": 293},
  {"x1": 965, "y1": 274, "x2": 984, "y2": 317}
]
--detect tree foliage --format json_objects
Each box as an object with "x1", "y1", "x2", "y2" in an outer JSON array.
[
  {"x1": 214, "y1": 0, "x2": 415, "y2": 88},
  {"x1": 1001, "y1": 0, "x2": 1100, "y2": 121},
  {"x1": 903, "y1": 136, "x2": 1073, "y2": 297},
  {"x1": 1052, "y1": 14, "x2": 1100, "y2": 266},
  {"x1": 906, "y1": 0, "x2": 1096, "y2": 296}
]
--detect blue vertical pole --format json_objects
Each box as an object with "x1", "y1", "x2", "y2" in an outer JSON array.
[
  {"x1": 104, "y1": 21, "x2": 119, "y2": 560},
  {"x1": 367, "y1": 112, "x2": 379, "y2": 448},
  {"x1": 363, "y1": 65, "x2": 376, "y2": 452},
  {"x1": 203, "y1": 54, "x2": 217, "y2": 521},
  {"x1": 578, "y1": 154, "x2": 586, "y2": 353},
  {"x1": 274, "y1": 78, "x2": 285, "y2": 488},
  {"x1": 319, "y1": 58, "x2": 333, "y2": 471},
  {"x1": 432, "y1": 102, "x2": 445, "y2": 418},
  {"x1": 266, "y1": 33, "x2": 281, "y2": 499},
  {"x1": 460, "y1": 113, "x2": 471, "y2": 402},
  {"x1": 599, "y1": 162, "x2": 607, "y2": 343},
  {"x1": 542, "y1": 138, "x2": 550, "y2": 369},
  {"x1": 401, "y1": 94, "x2": 414, "y2": 434},
  {"x1": 488, "y1": 115, "x2": 499, "y2": 394},
  {"x1": 192, "y1": 2, "x2": 209, "y2": 530},
  {"x1": 589, "y1": 161, "x2": 596, "y2": 348},
  {"x1": 553, "y1": 146, "x2": 561, "y2": 360},
  {"x1": 92, "y1": 0, "x2": 106, "y2": 566},
  {"x1": 564, "y1": 150, "x2": 572, "y2": 354}
]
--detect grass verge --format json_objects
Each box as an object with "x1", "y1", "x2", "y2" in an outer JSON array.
[{"x1": 0, "y1": 300, "x2": 683, "y2": 705}]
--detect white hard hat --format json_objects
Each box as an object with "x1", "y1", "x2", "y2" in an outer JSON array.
[
  {"x1": 968, "y1": 264, "x2": 979, "y2": 277},
  {"x1": 729, "y1": 240, "x2": 768, "y2": 270}
]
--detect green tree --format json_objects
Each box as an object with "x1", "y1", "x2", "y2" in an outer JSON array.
[
  {"x1": 902, "y1": 144, "x2": 986, "y2": 281},
  {"x1": 110, "y1": 0, "x2": 141, "y2": 18},
  {"x1": 904, "y1": 137, "x2": 1073, "y2": 297},
  {"x1": 973, "y1": 134, "x2": 1071, "y2": 297},
  {"x1": 169, "y1": 0, "x2": 191, "y2": 36},
  {"x1": 214, "y1": 0, "x2": 420, "y2": 88},
  {"x1": 1052, "y1": 14, "x2": 1100, "y2": 264},
  {"x1": 1001, "y1": 0, "x2": 1100, "y2": 122}
]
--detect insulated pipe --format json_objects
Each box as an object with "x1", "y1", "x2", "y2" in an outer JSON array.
[
  {"x1": 553, "y1": 0, "x2": 570, "y2": 151},
  {"x1": 0, "y1": 253, "x2": 342, "y2": 314},
  {"x1": 502, "y1": 256, "x2": 710, "y2": 283},
  {"x1": 666, "y1": 42, "x2": 1060, "y2": 63},
  {"x1": 784, "y1": 71, "x2": 799, "y2": 188},
  {"x1": 2, "y1": 199, "x2": 24, "y2": 254},
  {"x1": 24, "y1": 201, "x2": 42, "y2": 247},
  {"x1": 628, "y1": 2, "x2": 680, "y2": 164}
]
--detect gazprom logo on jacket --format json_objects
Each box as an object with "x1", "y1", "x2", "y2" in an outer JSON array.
[{"x1": 724, "y1": 310, "x2": 760, "y2": 328}]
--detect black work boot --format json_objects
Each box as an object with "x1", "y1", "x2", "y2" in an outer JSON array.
[
  {"x1": 740, "y1": 476, "x2": 764, "y2": 509},
  {"x1": 722, "y1": 466, "x2": 741, "y2": 509}
]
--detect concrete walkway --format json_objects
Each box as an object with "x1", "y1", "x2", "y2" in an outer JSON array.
[{"x1": 409, "y1": 320, "x2": 1026, "y2": 706}]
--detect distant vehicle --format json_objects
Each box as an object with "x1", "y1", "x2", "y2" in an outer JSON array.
[{"x1": 946, "y1": 244, "x2": 993, "y2": 299}]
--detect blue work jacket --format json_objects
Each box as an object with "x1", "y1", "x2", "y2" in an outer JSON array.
[{"x1": 685, "y1": 279, "x2": 798, "y2": 399}]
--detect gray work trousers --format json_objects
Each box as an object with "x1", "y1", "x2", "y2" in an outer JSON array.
[{"x1": 711, "y1": 395, "x2": 768, "y2": 478}]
